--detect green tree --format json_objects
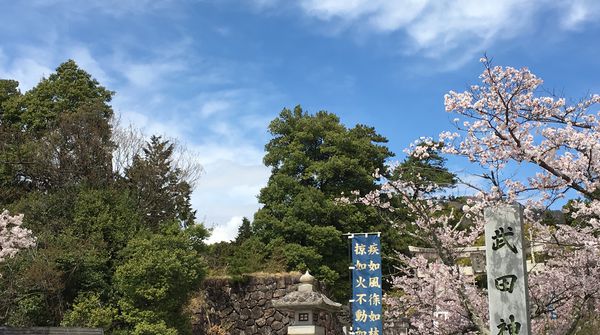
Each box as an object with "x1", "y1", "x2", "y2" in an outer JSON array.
[
  {"x1": 61, "y1": 292, "x2": 118, "y2": 331},
  {"x1": 0, "y1": 79, "x2": 27, "y2": 204},
  {"x1": 10, "y1": 60, "x2": 113, "y2": 132},
  {"x1": 125, "y1": 136, "x2": 196, "y2": 230},
  {"x1": 234, "y1": 217, "x2": 252, "y2": 244},
  {"x1": 0, "y1": 61, "x2": 114, "y2": 197},
  {"x1": 114, "y1": 230, "x2": 206, "y2": 334},
  {"x1": 391, "y1": 142, "x2": 456, "y2": 198},
  {"x1": 0, "y1": 79, "x2": 21, "y2": 121},
  {"x1": 0, "y1": 187, "x2": 139, "y2": 326},
  {"x1": 227, "y1": 236, "x2": 286, "y2": 276},
  {"x1": 384, "y1": 144, "x2": 458, "y2": 257},
  {"x1": 252, "y1": 106, "x2": 394, "y2": 298}
]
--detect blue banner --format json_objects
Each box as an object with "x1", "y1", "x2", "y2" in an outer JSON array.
[{"x1": 351, "y1": 234, "x2": 383, "y2": 335}]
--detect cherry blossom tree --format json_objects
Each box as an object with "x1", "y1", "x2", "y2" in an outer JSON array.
[
  {"x1": 0, "y1": 210, "x2": 35, "y2": 263},
  {"x1": 348, "y1": 58, "x2": 600, "y2": 334}
]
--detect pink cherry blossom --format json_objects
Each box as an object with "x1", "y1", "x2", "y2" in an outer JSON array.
[
  {"x1": 356, "y1": 57, "x2": 600, "y2": 334},
  {"x1": 0, "y1": 210, "x2": 35, "y2": 263}
]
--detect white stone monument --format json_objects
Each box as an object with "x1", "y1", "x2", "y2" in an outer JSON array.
[{"x1": 485, "y1": 204, "x2": 531, "y2": 335}]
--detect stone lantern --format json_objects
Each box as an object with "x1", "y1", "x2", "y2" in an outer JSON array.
[
  {"x1": 272, "y1": 271, "x2": 342, "y2": 335},
  {"x1": 470, "y1": 251, "x2": 486, "y2": 274}
]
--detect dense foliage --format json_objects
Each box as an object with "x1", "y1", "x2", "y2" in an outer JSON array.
[
  {"x1": 250, "y1": 106, "x2": 397, "y2": 298},
  {"x1": 0, "y1": 61, "x2": 207, "y2": 334},
  {"x1": 200, "y1": 107, "x2": 457, "y2": 301}
]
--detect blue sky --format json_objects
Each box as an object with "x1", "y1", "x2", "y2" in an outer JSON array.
[{"x1": 2, "y1": 0, "x2": 599, "y2": 242}]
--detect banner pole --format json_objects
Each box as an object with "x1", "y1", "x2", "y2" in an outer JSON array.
[{"x1": 347, "y1": 232, "x2": 354, "y2": 333}]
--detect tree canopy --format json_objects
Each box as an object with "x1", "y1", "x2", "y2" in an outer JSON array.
[{"x1": 252, "y1": 106, "x2": 395, "y2": 298}]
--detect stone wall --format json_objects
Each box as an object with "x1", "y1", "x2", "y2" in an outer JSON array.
[{"x1": 192, "y1": 272, "x2": 346, "y2": 335}]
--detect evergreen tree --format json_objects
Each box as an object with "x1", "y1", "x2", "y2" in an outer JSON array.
[
  {"x1": 10, "y1": 60, "x2": 113, "y2": 132},
  {"x1": 114, "y1": 230, "x2": 206, "y2": 335},
  {"x1": 391, "y1": 142, "x2": 456, "y2": 198},
  {"x1": 384, "y1": 143, "x2": 458, "y2": 256},
  {"x1": 253, "y1": 106, "x2": 394, "y2": 298},
  {"x1": 125, "y1": 136, "x2": 196, "y2": 230},
  {"x1": 0, "y1": 80, "x2": 26, "y2": 203},
  {"x1": 0, "y1": 61, "x2": 114, "y2": 197},
  {"x1": 0, "y1": 80, "x2": 21, "y2": 121},
  {"x1": 234, "y1": 217, "x2": 252, "y2": 244}
]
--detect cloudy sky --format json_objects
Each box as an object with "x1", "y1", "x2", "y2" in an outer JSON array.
[{"x1": 2, "y1": 0, "x2": 599, "y2": 242}]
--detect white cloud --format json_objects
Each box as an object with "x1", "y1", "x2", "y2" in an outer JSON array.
[
  {"x1": 298, "y1": 0, "x2": 534, "y2": 57},
  {"x1": 199, "y1": 99, "x2": 231, "y2": 118},
  {"x1": 258, "y1": 0, "x2": 600, "y2": 66},
  {"x1": 206, "y1": 216, "x2": 243, "y2": 244},
  {"x1": 122, "y1": 61, "x2": 186, "y2": 89},
  {"x1": 29, "y1": 0, "x2": 177, "y2": 17},
  {"x1": 300, "y1": 0, "x2": 426, "y2": 28},
  {"x1": 0, "y1": 47, "x2": 54, "y2": 90},
  {"x1": 68, "y1": 46, "x2": 111, "y2": 85},
  {"x1": 105, "y1": 43, "x2": 279, "y2": 245},
  {"x1": 196, "y1": 159, "x2": 268, "y2": 195},
  {"x1": 195, "y1": 158, "x2": 270, "y2": 244},
  {"x1": 116, "y1": 108, "x2": 189, "y2": 139},
  {"x1": 559, "y1": 0, "x2": 600, "y2": 30},
  {"x1": 194, "y1": 140, "x2": 266, "y2": 167},
  {"x1": 1, "y1": 44, "x2": 111, "y2": 91},
  {"x1": 0, "y1": 58, "x2": 53, "y2": 91}
]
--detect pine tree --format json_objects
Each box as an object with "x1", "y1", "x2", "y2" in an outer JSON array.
[
  {"x1": 253, "y1": 106, "x2": 394, "y2": 298},
  {"x1": 125, "y1": 136, "x2": 196, "y2": 230}
]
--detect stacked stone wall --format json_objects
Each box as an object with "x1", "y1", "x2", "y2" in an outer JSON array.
[{"x1": 192, "y1": 272, "x2": 345, "y2": 335}]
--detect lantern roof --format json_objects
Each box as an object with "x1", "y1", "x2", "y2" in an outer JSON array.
[{"x1": 272, "y1": 271, "x2": 342, "y2": 312}]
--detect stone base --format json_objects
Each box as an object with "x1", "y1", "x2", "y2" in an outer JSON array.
[
  {"x1": 192, "y1": 274, "x2": 346, "y2": 335},
  {"x1": 288, "y1": 325, "x2": 325, "y2": 335}
]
